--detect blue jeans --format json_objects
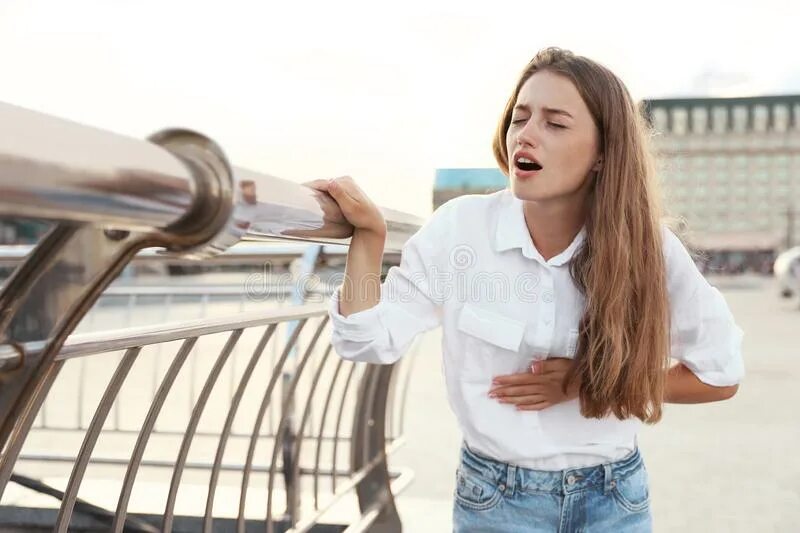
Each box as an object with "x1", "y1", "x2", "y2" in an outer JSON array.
[{"x1": 452, "y1": 443, "x2": 652, "y2": 532}]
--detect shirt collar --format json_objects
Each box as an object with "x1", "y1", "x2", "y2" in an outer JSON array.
[{"x1": 494, "y1": 189, "x2": 587, "y2": 267}]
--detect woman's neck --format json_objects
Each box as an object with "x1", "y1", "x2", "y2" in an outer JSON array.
[{"x1": 521, "y1": 200, "x2": 587, "y2": 262}]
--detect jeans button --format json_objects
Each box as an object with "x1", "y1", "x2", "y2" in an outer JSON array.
[
  {"x1": 566, "y1": 475, "x2": 576, "y2": 485},
  {"x1": 498, "y1": 483, "x2": 506, "y2": 492}
]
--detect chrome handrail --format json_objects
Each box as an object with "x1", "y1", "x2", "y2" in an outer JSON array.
[
  {"x1": 0, "y1": 102, "x2": 424, "y2": 259},
  {"x1": 0, "y1": 102, "x2": 198, "y2": 231}
]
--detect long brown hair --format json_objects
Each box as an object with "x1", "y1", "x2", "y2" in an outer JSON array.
[{"x1": 492, "y1": 47, "x2": 670, "y2": 424}]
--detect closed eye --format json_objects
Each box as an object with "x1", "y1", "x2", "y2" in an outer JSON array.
[{"x1": 548, "y1": 122, "x2": 566, "y2": 129}]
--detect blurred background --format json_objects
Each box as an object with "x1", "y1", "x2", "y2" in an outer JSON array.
[{"x1": 0, "y1": 1, "x2": 798, "y2": 532}]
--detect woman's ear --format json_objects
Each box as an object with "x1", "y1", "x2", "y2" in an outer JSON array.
[{"x1": 592, "y1": 155, "x2": 604, "y2": 172}]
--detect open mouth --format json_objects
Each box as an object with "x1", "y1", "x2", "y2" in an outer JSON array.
[{"x1": 515, "y1": 154, "x2": 543, "y2": 172}]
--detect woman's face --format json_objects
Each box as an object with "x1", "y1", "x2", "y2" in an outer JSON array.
[{"x1": 505, "y1": 70, "x2": 602, "y2": 204}]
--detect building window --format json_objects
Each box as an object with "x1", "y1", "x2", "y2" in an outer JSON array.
[
  {"x1": 652, "y1": 108, "x2": 669, "y2": 133},
  {"x1": 774, "y1": 105, "x2": 789, "y2": 132},
  {"x1": 711, "y1": 106, "x2": 728, "y2": 133},
  {"x1": 672, "y1": 108, "x2": 689, "y2": 135},
  {"x1": 733, "y1": 106, "x2": 748, "y2": 133},
  {"x1": 691, "y1": 107, "x2": 708, "y2": 134},
  {"x1": 753, "y1": 105, "x2": 769, "y2": 132}
]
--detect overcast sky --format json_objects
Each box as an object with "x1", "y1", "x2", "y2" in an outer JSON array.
[{"x1": 1, "y1": 0, "x2": 798, "y2": 216}]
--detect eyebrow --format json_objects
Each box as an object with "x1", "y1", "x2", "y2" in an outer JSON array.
[{"x1": 512, "y1": 104, "x2": 574, "y2": 119}]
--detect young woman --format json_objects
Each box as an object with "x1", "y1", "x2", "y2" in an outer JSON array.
[{"x1": 311, "y1": 47, "x2": 744, "y2": 532}]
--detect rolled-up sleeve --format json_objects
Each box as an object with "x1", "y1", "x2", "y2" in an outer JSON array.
[
  {"x1": 328, "y1": 202, "x2": 453, "y2": 365},
  {"x1": 664, "y1": 227, "x2": 745, "y2": 387}
]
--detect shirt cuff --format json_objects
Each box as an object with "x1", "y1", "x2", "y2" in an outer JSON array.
[{"x1": 328, "y1": 286, "x2": 385, "y2": 342}]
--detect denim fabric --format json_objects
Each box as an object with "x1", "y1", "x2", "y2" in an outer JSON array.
[{"x1": 452, "y1": 443, "x2": 652, "y2": 532}]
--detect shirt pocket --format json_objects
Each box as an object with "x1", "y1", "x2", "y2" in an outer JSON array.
[{"x1": 456, "y1": 303, "x2": 527, "y2": 382}]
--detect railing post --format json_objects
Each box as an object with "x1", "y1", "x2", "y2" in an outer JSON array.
[{"x1": 350, "y1": 364, "x2": 402, "y2": 532}]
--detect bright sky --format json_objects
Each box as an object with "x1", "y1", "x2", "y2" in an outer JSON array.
[{"x1": 1, "y1": 0, "x2": 798, "y2": 217}]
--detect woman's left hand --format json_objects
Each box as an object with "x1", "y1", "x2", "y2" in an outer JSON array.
[{"x1": 488, "y1": 358, "x2": 580, "y2": 411}]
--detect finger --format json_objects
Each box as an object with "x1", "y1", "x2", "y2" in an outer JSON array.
[
  {"x1": 492, "y1": 371, "x2": 538, "y2": 386},
  {"x1": 329, "y1": 175, "x2": 359, "y2": 195},
  {"x1": 327, "y1": 178, "x2": 359, "y2": 206},
  {"x1": 491, "y1": 373, "x2": 556, "y2": 393},
  {"x1": 495, "y1": 394, "x2": 547, "y2": 405},
  {"x1": 516, "y1": 401, "x2": 553, "y2": 411},
  {"x1": 302, "y1": 178, "x2": 331, "y2": 191},
  {"x1": 489, "y1": 384, "x2": 545, "y2": 398}
]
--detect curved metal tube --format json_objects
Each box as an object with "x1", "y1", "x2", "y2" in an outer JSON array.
[
  {"x1": 53, "y1": 347, "x2": 140, "y2": 532},
  {"x1": 161, "y1": 329, "x2": 243, "y2": 532},
  {"x1": 289, "y1": 344, "x2": 334, "y2": 509},
  {"x1": 264, "y1": 317, "x2": 329, "y2": 532},
  {"x1": 236, "y1": 319, "x2": 309, "y2": 533},
  {"x1": 331, "y1": 364, "x2": 360, "y2": 493},
  {"x1": 312, "y1": 356, "x2": 345, "y2": 510},
  {"x1": 111, "y1": 338, "x2": 197, "y2": 533},
  {"x1": 202, "y1": 324, "x2": 277, "y2": 532}
]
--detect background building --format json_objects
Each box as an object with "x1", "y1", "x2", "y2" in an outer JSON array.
[
  {"x1": 433, "y1": 168, "x2": 506, "y2": 210},
  {"x1": 644, "y1": 94, "x2": 800, "y2": 273}
]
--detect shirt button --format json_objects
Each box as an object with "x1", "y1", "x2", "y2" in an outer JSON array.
[
  {"x1": 542, "y1": 292, "x2": 554, "y2": 303},
  {"x1": 544, "y1": 318, "x2": 552, "y2": 326},
  {"x1": 566, "y1": 475, "x2": 576, "y2": 485}
]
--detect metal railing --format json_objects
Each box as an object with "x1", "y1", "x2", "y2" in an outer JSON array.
[{"x1": 0, "y1": 101, "x2": 425, "y2": 532}]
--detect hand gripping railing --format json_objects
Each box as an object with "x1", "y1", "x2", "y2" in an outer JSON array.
[{"x1": 0, "y1": 101, "x2": 424, "y2": 532}]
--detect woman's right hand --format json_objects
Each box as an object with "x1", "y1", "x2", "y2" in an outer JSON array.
[{"x1": 304, "y1": 176, "x2": 387, "y2": 237}]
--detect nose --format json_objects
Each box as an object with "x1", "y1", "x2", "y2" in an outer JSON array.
[{"x1": 515, "y1": 119, "x2": 541, "y2": 148}]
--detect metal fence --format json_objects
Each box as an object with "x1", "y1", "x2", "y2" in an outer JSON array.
[{"x1": 0, "y1": 101, "x2": 425, "y2": 532}]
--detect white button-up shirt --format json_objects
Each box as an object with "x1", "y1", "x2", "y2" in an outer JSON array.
[{"x1": 328, "y1": 189, "x2": 745, "y2": 471}]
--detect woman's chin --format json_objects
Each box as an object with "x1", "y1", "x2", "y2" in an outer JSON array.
[
  {"x1": 510, "y1": 181, "x2": 554, "y2": 202},
  {"x1": 511, "y1": 178, "x2": 588, "y2": 204}
]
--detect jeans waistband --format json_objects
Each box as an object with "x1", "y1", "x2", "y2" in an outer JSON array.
[{"x1": 460, "y1": 442, "x2": 644, "y2": 496}]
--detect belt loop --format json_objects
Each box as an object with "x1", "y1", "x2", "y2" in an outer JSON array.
[
  {"x1": 504, "y1": 464, "x2": 517, "y2": 495},
  {"x1": 603, "y1": 462, "x2": 615, "y2": 494}
]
